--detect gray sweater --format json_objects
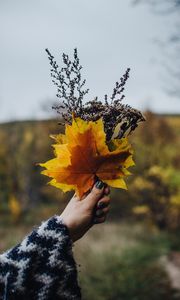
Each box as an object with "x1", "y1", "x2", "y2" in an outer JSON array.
[{"x1": 0, "y1": 216, "x2": 81, "y2": 299}]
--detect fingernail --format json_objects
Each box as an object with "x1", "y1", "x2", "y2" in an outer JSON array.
[
  {"x1": 96, "y1": 209, "x2": 103, "y2": 217},
  {"x1": 95, "y1": 180, "x2": 104, "y2": 189},
  {"x1": 98, "y1": 202, "x2": 106, "y2": 209}
]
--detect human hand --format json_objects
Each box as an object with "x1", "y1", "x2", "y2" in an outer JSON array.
[{"x1": 60, "y1": 181, "x2": 110, "y2": 242}]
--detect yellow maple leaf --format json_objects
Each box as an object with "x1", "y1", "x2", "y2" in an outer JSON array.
[{"x1": 40, "y1": 117, "x2": 135, "y2": 198}]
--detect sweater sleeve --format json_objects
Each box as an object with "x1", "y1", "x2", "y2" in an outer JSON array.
[{"x1": 0, "y1": 216, "x2": 81, "y2": 300}]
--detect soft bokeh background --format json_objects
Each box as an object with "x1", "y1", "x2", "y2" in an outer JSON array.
[{"x1": 1, "y1": 1, "x2": 180, "y2": 299}]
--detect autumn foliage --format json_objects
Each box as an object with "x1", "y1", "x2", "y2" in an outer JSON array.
[
  {"x1": 0, "y1": 113, "x2": 179, "y2": 231},
  {"x1": 40, "y1": 117, "x2": 134, "y2": 198}
]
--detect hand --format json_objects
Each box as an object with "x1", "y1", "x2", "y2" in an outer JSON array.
[{"x1": 60, "y1": 181, "x2": 110, "y2": 242}]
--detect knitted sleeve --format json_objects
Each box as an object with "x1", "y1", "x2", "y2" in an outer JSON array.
[{"x1": 0, "y1": 216, "x2": 81, "y2": 300}]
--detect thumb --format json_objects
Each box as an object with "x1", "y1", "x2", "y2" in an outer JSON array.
[{"x1": 85, "y1": 180, "x2": 105, "y2": 208}]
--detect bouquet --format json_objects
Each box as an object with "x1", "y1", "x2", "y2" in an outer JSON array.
[{"x1": 40, "y1": 49, "x2": 145, "y2": 198}]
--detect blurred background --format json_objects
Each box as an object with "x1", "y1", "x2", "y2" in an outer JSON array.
[{"x1": 1, "y1": 0, "x2": 180, "y2": 299}]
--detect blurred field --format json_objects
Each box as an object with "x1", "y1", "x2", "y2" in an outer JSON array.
[
  {"x1": 0, "y1": 112, "x2": 180, "y2": 299},
  {"x1": 75, "y1": 222, "x2": 179, "y2": 300}
]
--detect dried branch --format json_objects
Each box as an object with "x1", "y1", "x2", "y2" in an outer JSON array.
[
  {"x1": 46, "y1": 48, "x2": 145, "y2": 140},
  {"x1": 45, "y1": 48, "x2": 89, "y2": 121}
]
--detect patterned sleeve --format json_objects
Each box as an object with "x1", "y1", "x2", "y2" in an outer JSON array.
[{"x1": 0, "y1": 216, "x2": 81, "y2": 300}]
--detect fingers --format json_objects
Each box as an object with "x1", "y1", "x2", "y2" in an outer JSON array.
[
  {"x1": 93, "y1": 215, "x2": 107, "y2": 224},
  {"x1": 94, "y1": 205, "x2": 110, "y2": 224},
  {"x1": 97, "y1": 195, "x2": 110, "y2": 209},
  {"x1": 95, "y1": 205, "x2": 110, "y2": 217},
  {"x1": 75, "y1": 182, "x2": 110, "y2": 202},
  {"x1": 85, "y1": 180, "x2": 105, "y2": 208},
  {"x1": 104, "y1": 185, "x2": 110, "y2": 195},
  {"x1": 94, "y1": 194, "x2": 110, "y2": 224}
]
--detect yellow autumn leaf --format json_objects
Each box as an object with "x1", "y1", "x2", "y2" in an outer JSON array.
[{"x1": 40, "y1": 117, "x2": 135, "y2": 198}]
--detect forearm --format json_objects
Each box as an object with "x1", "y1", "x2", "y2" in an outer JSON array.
[{"x1": 0, "y1": 216, "x2": 81, "y2": 300}]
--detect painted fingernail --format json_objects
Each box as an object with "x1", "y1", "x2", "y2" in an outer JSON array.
[
  {"x1": 96, "y1": 209, "x2": 104, "y2": 217},
  {"x1": 95, "y1": 180, "x2": 104, "y2": 189},
  {"x1": 98, "y1": 202, "x2": 106, "y2": 209}
]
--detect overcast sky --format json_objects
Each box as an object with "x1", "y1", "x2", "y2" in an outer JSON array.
[{"x1": 1, "y1": 0, "x2": 180, "y2": 123}]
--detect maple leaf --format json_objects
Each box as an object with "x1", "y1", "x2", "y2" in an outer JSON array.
[{"x1": 40, "y1": 117, "x2": 135, "y2": 198}]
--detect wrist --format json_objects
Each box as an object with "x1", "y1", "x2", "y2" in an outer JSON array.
[{"x1": 60, "y1": 213, "x2": 75, "y2": 241}]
